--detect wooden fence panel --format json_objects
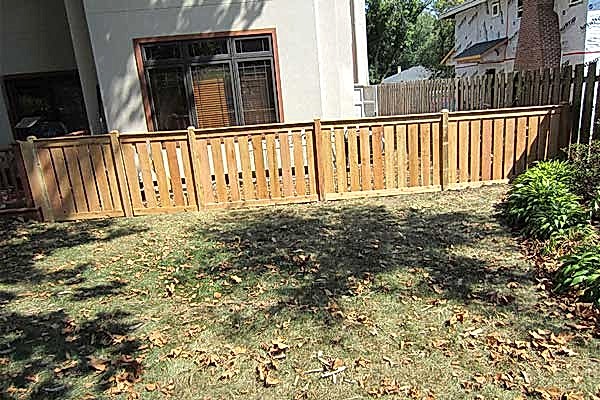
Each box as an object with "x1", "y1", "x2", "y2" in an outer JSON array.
[
  {"x1": 31, "y1": 137, "x2": 123, "y2": 220},
  {"x1": 321, "y1": 115, "x2": 442, "y2": 200},
  {"x1": 446, "y1": 106, "x2": 566, "y2": 189},
  {"x1": 118, "y1": 135, "x2": 197, "y2": 215},
  {"x1": 9, "y1": 105, "x2": 568, "y2": 221},
  {"x1": 193, "y1": 126, "x2": 317, "y2": 208}
]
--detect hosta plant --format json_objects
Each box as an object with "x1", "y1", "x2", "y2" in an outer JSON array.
[
  {"x1": 504, "y1": 161, "x2": 588, "y2": 240},
  {"x1": 555, "y1": 246, "x2": 600, "y2": 305}
]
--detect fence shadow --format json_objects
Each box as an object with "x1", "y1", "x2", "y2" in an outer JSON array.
[
  {"x1": 189, "y1": 202, "x2": 534, "y2": 336},
  {"x1": 0, "y1": 217, "x2": 148, "y2": 399}
]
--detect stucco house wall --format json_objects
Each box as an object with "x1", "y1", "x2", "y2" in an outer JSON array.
[
  {"x1": 82, "y1": 0, "x2": 364, "y2": 133},
  {"x1": 0, "y1": 0, "x2": 77, "y2": 144}
]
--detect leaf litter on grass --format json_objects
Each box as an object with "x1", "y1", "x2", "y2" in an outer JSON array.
[{"x1": 2, "y1": 186, "x2": 600, "y2": 399}]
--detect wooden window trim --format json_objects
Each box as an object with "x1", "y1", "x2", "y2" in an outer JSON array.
[{"x1": 133, "y1": 28, "x2": 284, "y2": 132}]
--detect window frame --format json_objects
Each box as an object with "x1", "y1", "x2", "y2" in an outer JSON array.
[
  {"x1": 134, "y1": 29, "x2": 284, "y2": 131},
  {"x1": 490, "y1": 0, "x2": 501, "y2": 17},
  {"x1": 2, "y1": 70, "x2": 89, "y2": 140},
  {"x1": 516, "y1": 0, "x2": 523, "y2": 18}
]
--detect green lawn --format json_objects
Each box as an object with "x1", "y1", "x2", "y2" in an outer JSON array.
[{"x1": 1, "y1": 186, "x2": 599, "y2": 399}]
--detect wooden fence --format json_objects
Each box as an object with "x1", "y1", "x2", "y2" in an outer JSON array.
[
  {"x1": 0, "y1": 146, "x2": 33, "y2": 215},
  {"x1": 2, "y1": 105, "x2": 570, "y2": 222},
  {"x1": 376, "y1": 62, "x2": 599, "y2": 146}
]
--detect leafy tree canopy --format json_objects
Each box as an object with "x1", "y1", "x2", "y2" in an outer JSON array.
[{"x1": 366, "y1": 0, "x2": 463, "y2": 83}]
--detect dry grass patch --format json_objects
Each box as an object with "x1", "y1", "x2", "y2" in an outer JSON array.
[{"x1": 1, "y1": 186, "x2": 599, "y2": 399}]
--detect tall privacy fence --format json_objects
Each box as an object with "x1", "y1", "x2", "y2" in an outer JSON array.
[
  {"x1": 375, "y1": 62, "x2": 600, "y2": 146},
  {"x1": 0, "y1": 105, "x2": 570, "y2": 222}
]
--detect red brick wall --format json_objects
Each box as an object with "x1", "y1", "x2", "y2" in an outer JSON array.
[{"x1": 515, "y1": 0, "x2": 561, "y2": 70}]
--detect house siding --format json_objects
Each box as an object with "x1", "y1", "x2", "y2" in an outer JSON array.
[
  {"x1": 452, "y1": 0, "x2": 520, "y2": 77},
  {"x1": 82, "y1": 0, "x2": 361, "y2": 133},
  {"x1": 450, "y1": 0, "x2": 591, "y2": 77}
]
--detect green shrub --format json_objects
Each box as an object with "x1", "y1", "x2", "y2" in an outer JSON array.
[
  {"x1": 512, "y1": 159, "x2": 575, "y2": 188},
  {"x1": 555, "y1": 246, "x2": 600, "y2": 305},
  {"x1": 569, "y1": 140, "x2": 600, "y2": 218},
  {"x1": 543, "y1": 225, "x2": 599, "y2": 257},
  {"x1": 504, "y1": 161, "x2": 589, "y2": 240}
]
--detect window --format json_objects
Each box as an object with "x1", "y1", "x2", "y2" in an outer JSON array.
[
  {"x1": 3, "y1": 71, "x2": 89, "y2": 140},
  {"x1": 491, "y1": 1, "x2": 500, "y2": 17},
  {"x1": 517, "y1": 0, "x2": 523, "y2": 18},
  {"x1": 140, "y1": 34, "x2": 280, "y2": 131}
]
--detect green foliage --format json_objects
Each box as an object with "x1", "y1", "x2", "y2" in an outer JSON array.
[
  {"x1": 569, "y1": 140, "x2": 600, "y2": 218},
  {"x1": 556, "y1": 246, "x2": 600, "y2": 305},
  {"x1": 543, "y1": 224, "x2": 599, "y2": 257},
  {"x1": 366, "y1": 0, "x2": 461, "y2": 83},
  {"x1": 504, "y1": 161, "x2": 589, "y2": 240}
]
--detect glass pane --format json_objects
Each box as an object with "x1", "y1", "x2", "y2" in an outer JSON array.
[
  {"x1": 190, "y1": 64, "x2": 237, "y2": 128},
  {"x1": 237, "y1": 60, "x2": 277, "y2": 125},
  {"x1": 7, "y1": 74, "x2": 88, "y2": 140},
  {"x1": 235, "y1": 37, "x2": 271, "y2": 53},
  {"x1": 148, "y1": 68, "x2": 190, "y2": 130},
  {"x1": 143, "y1": 43, "x2": 180, "y2": 61},
  {"x1": 188, "y1": 39, "x2": 229, "y2": 57}
]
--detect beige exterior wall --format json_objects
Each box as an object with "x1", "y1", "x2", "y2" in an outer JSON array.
[
  {"x1": 64, "y1": 0, "x2": 103, "y2": 134},
  {"x1": 82, "y1": 0, "x2": 364, "y2": 132},
  {"x1": 0, "y1": 0, "x2": 77, "y2": 144}
]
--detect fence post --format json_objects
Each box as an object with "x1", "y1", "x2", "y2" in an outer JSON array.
[
  {"x1": 440, "y1": 109, "x2": 450, "y2": 191},
  {"x1": 109, "y1": 130, "x2": 133, "y2": 217},
  {"x1": 312, "y1": 119, "x2": 326, "y2": 201},
  {"x1": 19, "y1": 137, "x2": 53, "y2": 222},
  {"x1": 187, "y1": 126, "x2": 204, "y2": 210}
]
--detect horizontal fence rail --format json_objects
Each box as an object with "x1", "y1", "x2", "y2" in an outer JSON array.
[{"x1": 3, "y1": 104, "x2": 572, "y2": 222}]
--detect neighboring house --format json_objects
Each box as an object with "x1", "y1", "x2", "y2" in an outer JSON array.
[
  {"x1": 0, "y1": 0, "x2": 369, "y2": 145},
  {"x1": 382, "y1": 66, "x2": 432, "y2": 83},
  {"x1": 441, "y1": 0, "x2": 594, "y2": 77}
]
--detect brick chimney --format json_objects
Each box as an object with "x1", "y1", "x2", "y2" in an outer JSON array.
[{"x1": 514, "y1": 0, "x2": 561, "y2": 70}]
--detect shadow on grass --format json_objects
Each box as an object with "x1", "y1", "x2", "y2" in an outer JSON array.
[
  {"x1": 0, "y1": 218, "x2": 147, "y2": 285},
  {"x1": 186, "y1": 203, "x2": 534, "y2": 336},
  {"x1": 0, "y1": 309, "x2": 142, "y2": 399},
  {"x1": 0, "y1": 218, "x2": 147, "y2": 399}
]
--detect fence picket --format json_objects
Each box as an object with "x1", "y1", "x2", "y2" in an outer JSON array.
[
  {"x1": 150, "y1": 141, "x2": 172, "y2": 207},
  {"x1": 372, "y1": 127, "x2": 385, "y2": 189},
  {"x1": 334, "y1": 128, "x2": 347, "y2": 193},
  {"x1": 251, "y1": 135, "x2": 269, "y2": 199},
  {"x1": 224, "y1": 137, "x2": 241, "y2": 202},
  {"x1": 135, "y1": 142, "x2": 157, "y2": 208},
  {"x1": 470, "y1": 120, "x2": 481, "y2": 182},
  {"x1": 571, "y1": 64, "x2": 585, "y2": 143},
  {"x1": 580, "y1": 61, "x2": 597, "y2": 144},
  {"x1": 292, "y1": 133, "x2": 306, "y2": 196}
]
